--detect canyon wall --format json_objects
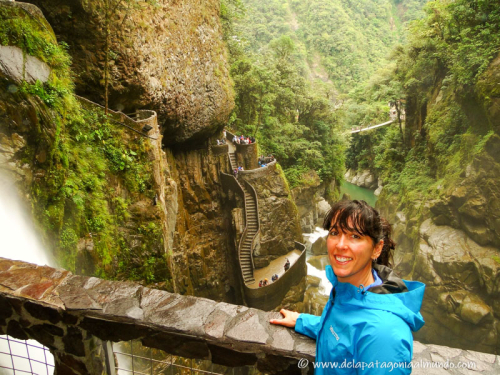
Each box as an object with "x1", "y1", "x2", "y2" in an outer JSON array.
[{"x1": 378, "y1": 54, "x2": 500, "y2": 354}]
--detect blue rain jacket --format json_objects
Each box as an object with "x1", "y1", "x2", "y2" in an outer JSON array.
[{"x1": 295, "y1": 264, "x2": 425, "y2": 374}]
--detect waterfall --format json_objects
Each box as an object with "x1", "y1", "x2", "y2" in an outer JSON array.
[
  {"x1": 0, "y1": 171, "x2": 55, "y2": 374},
  {"x1": 0, "y1": 172, "x2": 55, "y2": 266}
]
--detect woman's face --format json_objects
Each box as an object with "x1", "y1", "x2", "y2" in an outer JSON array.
[{"x1": 327, "y1": 218, "x2": 383, "y2": 287}]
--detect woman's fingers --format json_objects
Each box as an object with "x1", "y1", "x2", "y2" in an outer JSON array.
[{"x1": 269, "y1": 309, "x2": 299, "y2": 328}]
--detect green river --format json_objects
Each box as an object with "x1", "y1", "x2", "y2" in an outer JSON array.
[{"x1": 339, "y1": 181, "x2": 377, "y2": 207}]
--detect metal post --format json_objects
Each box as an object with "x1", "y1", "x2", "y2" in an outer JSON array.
[
  {"x1": 6, "y1": 336, "x2": 15, "y2": 372},
  {"x1": 131, "y1": 341, "x2": 134, "y2": 374},
  {"x1": 43, "y1": 342, "x2": 49, "y2": 375},
  {"x1": 149, "y1": 346, "x2": 153, "y2": 375},
  {"x1": 25, "y1": 340, "x2": 34, "y2": 374},
  {"x1": 103, "y1": 341, "x2": 116, "y2": 375}
]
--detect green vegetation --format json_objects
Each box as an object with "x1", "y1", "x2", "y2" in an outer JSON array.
[
  {"x1": 1, "y1": 5, "x2": 170, "y2": 285},
  {"x1": 346, "y1": 0, "x2": 500, "y2": 204},
  {"x1": 222, "y1": 0, "x2": 347, "y2": 188},
  {"x1": 288, "y1": 0, "x2": 427, "y2": 91},
  {"x1": 222, "y1": 0, "x2": 431, "y2": 189}
]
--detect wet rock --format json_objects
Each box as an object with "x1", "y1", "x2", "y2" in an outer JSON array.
[
  {"x1": 459, "y1": 294, "x2": 492, "y2": 325},
  {"x1": 306, "y1": 275, "x2": 321, "y2": 288},
  {"x1": 311, "y1": 235, "x2": 327, "y2": 255},
  {"x1": 307, "y1": 255, "x2": 330, "y2": 270},
  {"x1": 292, "y1": 170, "x2": 330, "y2": 233}
]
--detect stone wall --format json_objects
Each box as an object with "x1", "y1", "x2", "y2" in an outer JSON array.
[
  {"x1": 212, "y1": 144, "x2": 229, "y2": 156},
  {"x1": 0, "y1": 257, "x2": 315, "y2": 374},
  {"x1": 235, "y1": 142, "x2": 259, "y2": 170},
  {"x1": 239, "y1": 161, "x2": 277, "y2": 178},
  {"x1": 245, "y1": 243, "x2": 307, "y2": 311},
  {"x1": 2, "y1": 257, "x2": 500, "y2": 375}
]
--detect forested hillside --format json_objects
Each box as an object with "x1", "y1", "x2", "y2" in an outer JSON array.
[
  {"x1": 347, "y1": 0, "x2": 500, "y2": 203},
  {"x1": 222, "y1": 0, "x2": 427, "y2": 188}
]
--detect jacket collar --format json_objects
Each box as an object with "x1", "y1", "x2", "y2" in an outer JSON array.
[{"x1": 325, "y1": 263, "x2": 409, "y2": 295}]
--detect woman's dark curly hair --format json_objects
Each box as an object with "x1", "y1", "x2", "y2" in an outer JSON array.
[{"x1": 322, "y1": 200, "x2": 395, "y2": 267}]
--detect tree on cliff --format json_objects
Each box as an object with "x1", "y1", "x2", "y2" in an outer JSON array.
[{"x1": 95, "y1": 0, "x2": 138, "y2": 114}]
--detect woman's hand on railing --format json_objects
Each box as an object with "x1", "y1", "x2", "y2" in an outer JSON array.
[{"x1": 270, "y1": 309, "x2": 300, "y2": 328}]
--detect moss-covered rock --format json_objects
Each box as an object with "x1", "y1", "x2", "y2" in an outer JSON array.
[{"x1": 0, "y1": 2, "x2": 174, "y2": 287}]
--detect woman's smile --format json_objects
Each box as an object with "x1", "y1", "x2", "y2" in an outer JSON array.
[{"x1": 333, "y1": 255, "x2": 353, "y2": 264}]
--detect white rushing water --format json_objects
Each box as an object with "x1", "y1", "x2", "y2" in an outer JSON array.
[
  {"x1": 0, "y1": 171, "x2": 55, "y2": 374},
  {"x1": 0, "y1": 173, "x2": 54, "y2": 267},
  {"x1": 303, "y1": 227, "x2": 332, "y2": 296}
]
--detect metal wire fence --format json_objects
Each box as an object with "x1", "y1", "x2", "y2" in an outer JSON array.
[
  {"x1": 112, "y1": 341, "x2": 233, "y2": 375},
  {"x1": 0, "y1": 335, "x2": 54, "y2": 375},
  {"x1": 0, "y1": 336, "x2": 249, "y2": 375}
]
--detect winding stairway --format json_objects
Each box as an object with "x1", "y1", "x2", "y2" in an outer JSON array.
[
  {"x1": 227, "y1": 147, "x2": 257, "y2": 284},
  {"x1": 240, "y1": 183, "x2": 257, "y2": 284}
]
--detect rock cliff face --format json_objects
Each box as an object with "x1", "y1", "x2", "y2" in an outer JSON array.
[
  {"x1": 377, "y1": 55, "x2": 500, "y2": 355},
  {"x1": 25, "y1": 0, "x2": 234, "y2": 144},
  {"x1": 241, "y1": 165, "x2": 303, "y2": 269},
  {"x1": 429, "y1": 134, "x2": 500, "y2": 248},
  {"x1": 380, "y1": 195, "x2": 500, "y2": 354},
  {"x1": 344, "y1": 169, "x2": 380, "y2": 193},
  {"x1": 166, "y1": 146, "x2": 243, "y2": 304},
  {"x1": 291, "y1": 170, "x2": 332, "y2": 233}
]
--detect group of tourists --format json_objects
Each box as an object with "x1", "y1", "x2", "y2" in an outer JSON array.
[
  {"x1": 258, "y1": 154, "x2": 275, "y2": 168},
  {"x1": 233, "y1": 165, "x2": 244, "y2": 178},
  {"x1": 258, "y1": 273, "x2": 279, "y2": 287},
  {"x1": 232, "y1": 134, "x2": 255, "y2": 145}
]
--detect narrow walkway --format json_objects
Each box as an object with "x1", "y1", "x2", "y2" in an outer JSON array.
[
  {"x1": 350, "y1": 119, "x2": 394, "y2": 133},
  {"x1": 247, "y1": 249, "x2": 302, "y2": 289}
]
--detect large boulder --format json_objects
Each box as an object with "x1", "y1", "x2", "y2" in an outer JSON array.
[
  {"x1": 26, "y1": 0, "x2": 234, "y2": 144},
  {"x1": 310, "y1": 235, "x2": 327, "y2": 256},
  {"x1": 291, "y1": 170, "x2": 331, "y2": 233}
]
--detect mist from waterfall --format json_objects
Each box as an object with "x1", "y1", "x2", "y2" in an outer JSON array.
[
  {"x1": 0, "y1": 172, "x2": 55, "y2": 267},
  {"x1": 0, "y1": 171, "x2": 55, "y2": 374}
]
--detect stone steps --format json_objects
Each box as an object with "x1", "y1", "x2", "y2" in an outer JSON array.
[{"x1": 226, "y1": 142, "x2": 259, "y2": 285}]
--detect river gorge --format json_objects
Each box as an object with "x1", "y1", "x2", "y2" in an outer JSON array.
[{"x1": 1, "y1": 0, "x2": 500, "y2": 373}]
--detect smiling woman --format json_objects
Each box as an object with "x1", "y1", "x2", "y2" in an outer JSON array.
[{"x1": 270, "y1": 200, "x2": 426, "y2": 374}]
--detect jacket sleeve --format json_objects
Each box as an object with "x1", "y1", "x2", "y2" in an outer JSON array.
[
  {"x1": 355, "y1": 320, "x2": 412, "y2": 375},
  {"x1": 295, "y1": 313, "x2": 321, "y2": 340}
]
